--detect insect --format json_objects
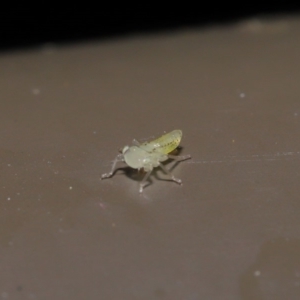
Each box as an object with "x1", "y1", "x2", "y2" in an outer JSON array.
[{"x1": 101, "y1": 130, "x2": 191, "y2": 193}]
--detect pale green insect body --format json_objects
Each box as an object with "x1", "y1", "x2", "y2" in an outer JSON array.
[
  {"x1": 122, "y1": 145, "x2": 167, "y2": 172},
  {"x1": 101, "y1": 129, "x2": 190, "y2": 193}
]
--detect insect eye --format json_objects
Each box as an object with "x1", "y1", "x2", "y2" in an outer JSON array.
[{"x1": 122, "y1": 146, "x2": 129, "y2": 154}]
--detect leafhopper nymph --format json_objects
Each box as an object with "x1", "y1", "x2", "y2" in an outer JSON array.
[{"x1": 101, "y1": 130, "x2": 191, "y2": 193}]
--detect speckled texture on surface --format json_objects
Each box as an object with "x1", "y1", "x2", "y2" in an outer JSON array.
[{"x1": 1, "y1": 16, "x2": 300, "y2": 300}]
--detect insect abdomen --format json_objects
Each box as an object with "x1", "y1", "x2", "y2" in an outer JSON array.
[{"x1": 142, "y1": 130, "x2": 182, "y2": 154}]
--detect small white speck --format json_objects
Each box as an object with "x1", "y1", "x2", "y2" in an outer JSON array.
[
  {"x1": 69, "y1": 186, "x2": 73, "y2": 190},
  {"x1": 93, "y1": 131, "x2": 97, "y2": 134},
  {"x1": 239, "y1": 92, "x2": 246, "y2": 98},
  {"x1": 29, "y1": 293, "x2": 36, "y2": 299},
  {"x1": 7, "y1": 197, "x2": 11, "y2": 201},
  {"x1": 254, "y1": 270, "x2": 261, "y2": 276},
  {"x1": 7, "y1": 164, "x2": 11, "y2": 167},
  {"x1": 294, "y1": 112, "x2": 298, "y2": 117},
  {"x1": 32, "y1": 88, "x2": 40, "y2": 95},
  {"x1": 47, "y1": 161, "x2": 52, "y2": 164}
]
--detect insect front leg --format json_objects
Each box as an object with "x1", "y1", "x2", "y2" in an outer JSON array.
[
  {"x1": 159, "y1": 163, "x2": 182, "y2": 185},
  {"x1": 101, "y1": 154, "x2": 124, "y2": 179}
]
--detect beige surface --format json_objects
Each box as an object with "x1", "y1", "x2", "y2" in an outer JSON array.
[{"x1": 1, "y1": 16, "x2": 300, "y2": 300}]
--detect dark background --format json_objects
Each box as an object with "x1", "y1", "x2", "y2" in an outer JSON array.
[{"x1": 2, "y1": 5, "x2": 300, "y2": 51}]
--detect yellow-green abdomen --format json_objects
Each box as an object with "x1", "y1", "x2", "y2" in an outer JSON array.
[{"x1": 141, "y1": 130, "x2": 182, "y2": 154}]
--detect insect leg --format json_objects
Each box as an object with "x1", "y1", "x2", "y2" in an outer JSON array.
[
  {"x1": 168, "y1": 154, "x2": 191, "y2": 161},
  {"x1": 159, "y1": 163, "x2": 182, "y2": 185},
  {"x1": 132, "y1": 139, "x2": 140, "y2": 146},
  {"x1": 101, "y1": 154, "x2": 124, "y2": 179},
  {"x1": 139, "y1": 170, "x2": 152, "y2": 193}
]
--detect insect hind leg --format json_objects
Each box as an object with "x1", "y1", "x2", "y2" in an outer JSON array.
[
  {"x1": 168, "y1": 154, "x2": 191, "y2": 161},
  {"x1": 159, "y1": 163, "x2": 182, "y2": 185}
]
